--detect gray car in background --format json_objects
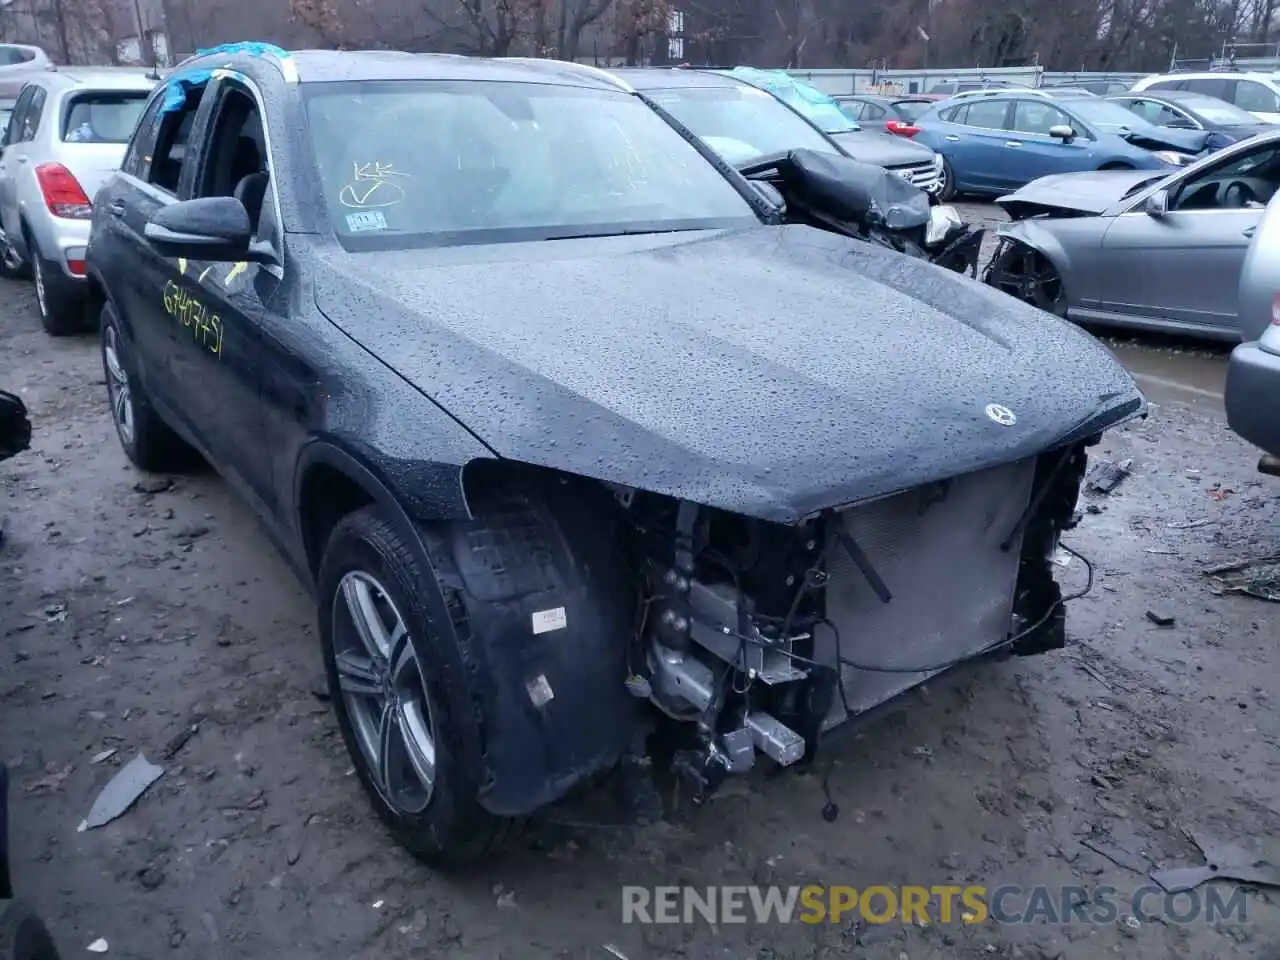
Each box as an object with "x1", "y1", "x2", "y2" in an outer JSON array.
[
  {"x1": 610, "y1": 68, "x2": 945, "y2": 194},
  {"x1": 984, "y1": 128, "x2": 1280, "y2": 340},
  {"x1": 0, "y1": 68, "x2": 156, "y2": 334},
  {"x1": 1225, "y1": 189, "x2": 1280, "y2": 472}
]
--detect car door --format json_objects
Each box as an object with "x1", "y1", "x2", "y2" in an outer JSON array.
[
  {"x1": 94, "y1": 83, "x2": 209, "y2": 413},
  {"x1": 1006, "y1": 100, "x2": 1096, "y2": 184},
  {"x1": 1097, "y1": 142, "x2": 1278, "y2": 332},
  {"x1": 0, "y1": 86, "x2": 32, "y2": 247},
  {"x1": 937, "y1": 98, "x2": 1014, "y2": 192},
  {"x1": 163, "y1": 75, "x2": 280, "y2": 509}
]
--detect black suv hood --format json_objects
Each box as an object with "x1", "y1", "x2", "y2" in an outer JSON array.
[
  {"x1": 316, "y1": 226, "x2": 1142, "y2": 522},
  {"x1": 829, "y1": 129, "x2": 937, "y2": 166}
]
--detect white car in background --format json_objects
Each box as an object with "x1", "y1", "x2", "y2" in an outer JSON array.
[
  {"x1": 0, "y1": 44, "x2": 53, "y2": 99},
  {"x1": 0, "y1": 68, "x2": 156, "y2": 334},
  {"x1": 1131, "y1": 71, "x2": 1280, "y2": 123}
]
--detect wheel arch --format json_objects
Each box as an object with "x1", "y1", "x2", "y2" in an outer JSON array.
[
  {"x1": 294, "y1": 439, "x2": 470, "y2": 583},
  {"x1": 986, "y1": 223, "x2": 1075, "y2": 308}
]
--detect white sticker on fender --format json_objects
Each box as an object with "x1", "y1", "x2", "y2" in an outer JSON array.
[{"x1": 531, "y1": 607, "x2": 567, "y2": 635}]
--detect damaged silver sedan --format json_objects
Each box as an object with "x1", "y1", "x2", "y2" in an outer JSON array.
[{"x1": 985, "y1": 129, "x2": 1280, "y2": 340}]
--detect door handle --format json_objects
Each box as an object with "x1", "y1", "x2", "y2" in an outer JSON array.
[
  {"x1": 108, "y1": 201, "x2": 125, "y2": 218},
  {"x1": 1243, "y1": 225, "x2": 1257, "y2": 238},
  {"x1": 1005, "y1": 140, "x2": 1023, "y2": 147},
  {"x1": 944, "y1": 135, "x2": 960, "y2": 142}
]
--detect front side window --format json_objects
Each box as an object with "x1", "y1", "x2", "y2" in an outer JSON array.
[
  {"x1": 305, "y1": 80, "x2": 758, "y2": 250},
  {"x1": 1012, "y1": 100, "x2": 1071, "y2": 135},
  {"x1": 1172, "y1": 143, "x2": 1280, "y2": 210},
  {"x1": 1185, "y1": 77, "x2": 1231, "y2": 99},
  {"x1": 62, "y1": 91, "x2": 150, "y2": 143}
]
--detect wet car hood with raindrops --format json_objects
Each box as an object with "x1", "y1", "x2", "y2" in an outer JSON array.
[{"x1": 315, "y1": 224, "x2": 1144, "y2": 523}]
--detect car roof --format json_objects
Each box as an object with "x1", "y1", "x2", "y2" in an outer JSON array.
[
  {"x1": 176, "y1": 48, "x2": 638, "y2": 93},
  {"x1": 26, "y1": 68, "x2": 157, "y2": 92},
  {"x1": 607, "y1": 67, "x2": 750, "y2": 91},
  {"x1": 1147, "y1": 70, "x2": 1279, "y2": 82}
]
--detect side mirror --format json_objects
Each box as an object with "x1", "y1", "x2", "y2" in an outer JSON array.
[
  {"x1": 144, "y1": 196, "x2": 256, "y2": 262},
  {"x1": 1048, "y1": 124, "x2": 1076, "y2": 142},
  {"x1": 1144, "y1": 188, "x2": 1169, "y2": 218}
]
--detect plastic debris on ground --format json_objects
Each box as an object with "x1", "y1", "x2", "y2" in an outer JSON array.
[
  {"x1": 1203, "y1": 553, "x2": 1280, "y2": 602},
  {"x1": 1086, "y1": 458, "x2": 1132, "y2": 494},
  {"x1": 1150, "y1": 828, "x2": 1280, "y2": 893},
  {"x1": 79, "y1": 754, "x2": 164, "y2": 831}
]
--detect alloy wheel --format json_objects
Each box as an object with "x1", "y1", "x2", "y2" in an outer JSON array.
[
  {"x1": 332, "y1": 570, "x2": 438, "y2": 813},
  {"x1": 103, "y1": 325, "x2": 135, "y2": 446},
  {"x1": 33, "y1": 257, "x2": 47, "y2": 319}
]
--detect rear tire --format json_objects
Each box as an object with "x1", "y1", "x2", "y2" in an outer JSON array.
[
  {"x1": 0, "y1": 900, "x2": 61, "y2": 960},
  {"x1": 317, "y1": 506, "x2": 518, "y2": 868},
  {"x1": 937, "y1": 157, "x2": 958, "y2": 201},
  {"x1": 100, "y1": 302, "x2": 197, "y2": 472},
  {"x1": 29, "y1": 235, "x2": 82, "y2": 337}
]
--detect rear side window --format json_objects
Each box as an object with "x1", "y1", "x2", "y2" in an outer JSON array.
[
  {"x1": 121, "y1": 92, "x2": 164, "y2": 177},
  {"x1": 894, "y1": 100, "x2": 930, "y2": 121},
  {"x1": 959, "y1": 99, "x2": 1010, "y2": 129},
  {"x1": 839, "y1": 100, "x2": 865, "y2": 120},
  {"x1": 147, "y1": 85, "x2": 206, "y2": 194},
  {"x1": 861, "y1": 102, "x2": 887, "y2": 119},
  {"x1": 0, "y1": 46, "x2": 36, "y2": 67},
  {"x1": 1185, "y1": 77, "x2": 1231, "y2": 99},
  {"x1": 61, "y1": 91, "x2": 150, "y2": 143},
  {"x1": 1234, "y1": 80, "x2": 1280, "y2": 114},
  {"x1": 1148, "y1": 78, "x2": 1187, "y2": 92}
]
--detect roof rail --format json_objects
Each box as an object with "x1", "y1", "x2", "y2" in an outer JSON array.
[{"x1": 500, "y1": 57, "x2": 635, "y2": 92}]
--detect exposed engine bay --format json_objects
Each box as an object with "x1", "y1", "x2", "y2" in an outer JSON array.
[{"x1": 613, "y1": 440, "x2": 1091, "y2": 804}]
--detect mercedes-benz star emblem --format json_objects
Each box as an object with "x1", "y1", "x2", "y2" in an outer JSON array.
[{"x1": 985, "y1": 403, "x2": 1017, "y2": 426}]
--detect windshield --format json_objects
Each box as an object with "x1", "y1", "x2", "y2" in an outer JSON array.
[
  {"x1": 725, "y1": 67, "x2": 860, "y2": 134},
  {"x1": 304, "y1": 80, "x2": 757, "y2": 250},
  {"x1": 1068, "y1": 98, "x2": 1161, "y2": 132},
  {"x1": 1179, "y1": 96, "x2": 1259, "y2": 126},
  {"x1": 61, "y1": 91, "x2": 150, "y2": 143},
  {"x1": 647, "y1": 85, "x2": 840, "y2": 166}
]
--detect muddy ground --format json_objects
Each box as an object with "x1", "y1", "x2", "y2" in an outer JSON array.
[{"x1": 2, "y1": 215, "x2": 1280, "y2": 960}]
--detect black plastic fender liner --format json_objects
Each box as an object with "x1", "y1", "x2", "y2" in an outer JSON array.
[{"x1": 434, "y1": 476, "x2": 640, "y2": 817}]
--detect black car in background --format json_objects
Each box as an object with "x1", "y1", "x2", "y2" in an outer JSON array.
[{"x1": 1107, "y1": 89, "x2": 1274, "y2": 152}]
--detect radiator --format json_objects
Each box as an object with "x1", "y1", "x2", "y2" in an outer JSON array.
[{"x1": 815, "y1": 456, "x2": 1038, "y2": 727}]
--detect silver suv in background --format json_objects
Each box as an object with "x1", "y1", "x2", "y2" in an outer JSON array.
[
  {"x1": 0, "y1": 44, "x2": 53, "y2": 99},
  {"x1": 0, "y1": 68, "x2": 156, "y2": 333},
  {"x1": 1225, "y1": 188, "x2": 1280, "y2": 475}
]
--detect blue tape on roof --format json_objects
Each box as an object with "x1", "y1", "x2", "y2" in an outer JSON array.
[
  {"x1": 728, "y1": 66, "x2": 860, "y2": 133},
  {"x1": 160, "y1": 70, "x2": 213, "y2": 113},
  {"x1": 159, "y1": 42, "x2": 293, "y2": 113},
  {"x1": 195, "y1": 41, "x2": 291, "y2": 60}
]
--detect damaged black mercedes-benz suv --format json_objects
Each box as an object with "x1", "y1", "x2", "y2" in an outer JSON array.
[{"x1": 85, "y1": 45, "x2": 1145, "y2": 868}]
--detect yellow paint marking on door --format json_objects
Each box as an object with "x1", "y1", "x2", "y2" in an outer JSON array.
[
  {"x1": 199, "y1": 265, "x2": 215, "y2": 282},
  {"x1": 224, "y1": 261, "x2": 247, "y2": 285},
  {"x1": 177, "y1": 257, "x2": 187, "y2": 275}
]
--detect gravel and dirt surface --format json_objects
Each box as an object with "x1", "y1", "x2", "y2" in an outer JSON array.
[{"x1": 2, "y1": 215, "x2": 1280, "y2": 960}]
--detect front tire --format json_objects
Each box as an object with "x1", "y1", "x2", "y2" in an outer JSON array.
[
  {"x1": 100, "y1": 303, "x2": 195, "y2": 472},
  {"x1": 317, "y1": 506, "x2": 516, "y2": 867},
  {"x1": 937, "y1": 157, "x2": 958, "y2": 201}
]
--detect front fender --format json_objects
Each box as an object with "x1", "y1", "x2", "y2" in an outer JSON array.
[{"x1": 985, "y1": 220, "x2": 1074, "y2": 297}]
